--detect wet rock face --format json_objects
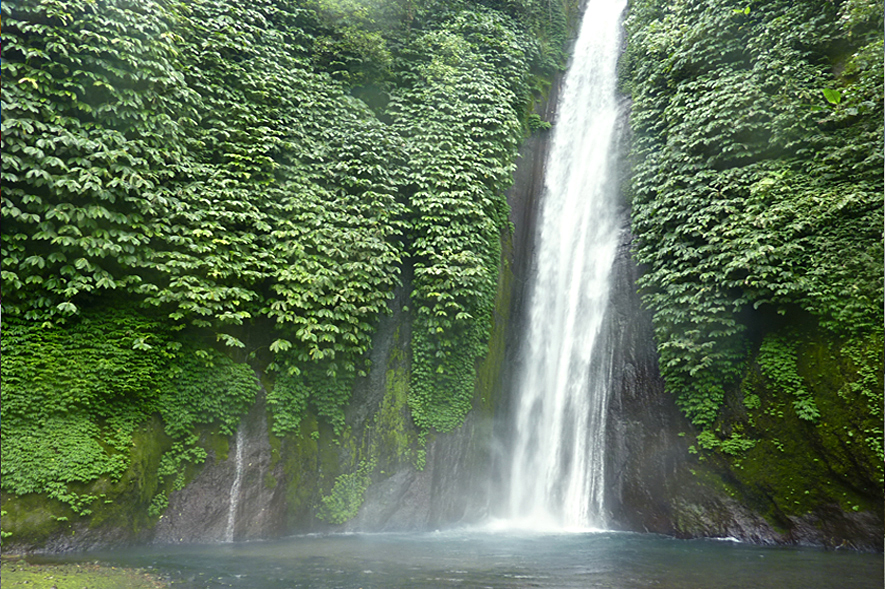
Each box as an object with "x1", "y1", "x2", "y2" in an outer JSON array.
[
  {"x1": 666, "y1": 496, "x2": 883, "y2": 551},
  {"x1": 349, "y1": 470, "x2": 430, "y2": 531},
  {"x1": 603, "y1": 220, "x2": 692, "y2": 534},
  {"x1": 601, "y1": 221, "x2": 883, "y2": 552},
  {"x1": 152, "y1": 395, "x2": 287, "y2": 544},
  {"x1": 344, "y1": 411, "x2": 494, "y2": 532},
  {"x1": 151, "y1": 457, "x2": 231, "y2": 544},
  {"x1": 782, "y1": 507, "x2": 883, "y2": 551},
  {"x1": 231, "y1": 398, "x2": 289, "y2": 541},
  {"x1": 3, "y1": 519, "x2": 139, "y2": 555}
]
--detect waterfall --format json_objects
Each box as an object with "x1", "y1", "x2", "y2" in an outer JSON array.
[
  {"x1": 506, "y1": 0, "x2": 626, "y2": 530},
  {"x1": 225, "y1": 422, "x2": 246, "y2": 542}
]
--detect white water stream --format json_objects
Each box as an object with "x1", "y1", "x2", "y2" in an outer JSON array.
[
  {"x1": 506, "y1": 0, "x2": 626, "y2": 530},
  {"x1": 225, "y1": 422, "x2": 246, "y2": 542}
]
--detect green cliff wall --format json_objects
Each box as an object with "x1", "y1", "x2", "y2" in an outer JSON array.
[
  {"x1": 1, "y1": 0, "x2": 569, "y2": 550},
  {"x1": 616, "y1": 0, "x2": 883, "y2": 548}
]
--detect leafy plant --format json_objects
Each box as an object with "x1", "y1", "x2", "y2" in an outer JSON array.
[
  {"x1": 317, "y1": 458, "x2": 376, "y2": 524},
  {"x1": 1, "y1": 0, "x2": 574, "y2": 502},
  {"x1": 622, "y1": 0, "x2": 883, "y2": 427},
  {"x1": 0, "y1": 310, "x2": 259, "y2": 516},
  {"x1": 757, "y1": 333, "x2": 820, "y2": 422},
  {"x1": 0, "y1": 511, "x2": 11, "y2": 543}
]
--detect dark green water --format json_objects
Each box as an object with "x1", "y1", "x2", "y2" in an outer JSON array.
[{"x1": 47, "y1": 530, "x2": 883, "y2": 588}]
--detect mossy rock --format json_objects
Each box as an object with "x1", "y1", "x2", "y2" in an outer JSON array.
[
  {"x1": 1, "y1": 416, "x2": 174, "y2": 548},
  {"x1": 694, "y1": 324, "x2": 883, "y2": 530}
]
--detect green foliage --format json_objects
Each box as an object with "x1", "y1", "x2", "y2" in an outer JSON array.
[
  {"x1": 3, "y1": 0, "x2": 571, "y2": 449},
  {"x1": 527, "y1": 113, "x2": 552, "y2": 132},
  {"x1": 310, "y1": 0, "x2": 399, "y2": 84},
  {"x1": 623, "y1": 0, "x2": 884, "y2": 426},
  {"x1": 267, "y1": 371, "x2": 311, "y2": 437},
  {"x1": 0, "y1": 0, "x2": 574, "y2": 546},
  {"x1": 317, "y1": 458, "x2": 376, "y2": 524},
  {"x1": 0, "y1": 511, "x2": 10, "y2": 542},
  {"x1": 159, "y1": 354, "x2": 259, "y2": 438},
  {"x1": 2, "y1": 0, "x2": 406, "y2": 377},
  {"x1": 839, "y1": 334, "x2": 885, "y2": 471},
  {"x1": 0, "y1": 310, "x2": 259, "y2": 516},
  {"x1": 388, "y1": 11, "x2": 526, "y2": 432},
  {"x1": 1, "y1": 311, "x2": 167, "y2": 513},
  {"x1": 822, "y1": 88, "x2": 842, "y2": 106},
  {"x1": 256, "y1": 1, "x2": 567, "y2": 434},
  {"x1": 696, "y1": 429, "x2": 756, "y2": 456},
  {"x1": 268, "y1": 360, "x2": 354, "y2": 437},
  {"x1": 742, "y1": 392, "x2": 760, "y2": 410},
  {"x1": 1, "y1": 0, "x2": 193, "y2": 320},
  {"x1": 838, "y1": 0, "x2": 884, "y2": 41},
  {"x1": 757, "y1": 332, "x2": 819, "y2": 422}
]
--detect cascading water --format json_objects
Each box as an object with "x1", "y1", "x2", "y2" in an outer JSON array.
[
  {"x1": 225, "y1": 422, "x2": 246, "y2": 542},
  {"x1": 506, "y1": 0, "x2": 626, "y2": 530}
]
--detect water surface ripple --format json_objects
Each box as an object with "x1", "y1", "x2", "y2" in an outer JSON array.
[{"x1": 57, "y1": 531, "x2": 883, "y2": 589}]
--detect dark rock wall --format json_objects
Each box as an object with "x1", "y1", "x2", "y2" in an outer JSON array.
[
  {"x1": 152, "y1": 393, "x2": 287, "y2": 544},
  {"x1": 601, "y1": 214, "x2": 884, "y2": 552},
  {"x1": 603, "y1": 220, "x2": 690, "y2": 533}
]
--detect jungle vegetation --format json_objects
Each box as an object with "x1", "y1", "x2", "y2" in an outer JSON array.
[
  {"x1": 622, "y1": 0, "x2": 883, "y2": 515},
  {"x1": 1, "y1": 0, "x2": 882, "y2": 541},
  {"x1": 1, "y1": 0, "x2": 571, "y2": 531}
]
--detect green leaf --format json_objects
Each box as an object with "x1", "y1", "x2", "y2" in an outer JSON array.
[
  {"x1": 822, "y1": 88, "x2": 842, "y2": 105},
  {"x1": 56, "y1": 301, "x2": 78, "y2": 314},
  {"x1": 269, "y1": 338, "x2": 292, "y2": 353},
  {"x1": 216, "y1": 333, "x2": 245, "y2": 348}
]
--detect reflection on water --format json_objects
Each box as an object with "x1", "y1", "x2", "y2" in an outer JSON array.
[{"x1": 45, "y1": 530, "x2": 882, "y2": 589}]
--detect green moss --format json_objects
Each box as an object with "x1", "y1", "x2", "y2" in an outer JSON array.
[
  {"x1": 377, "y1": 367, "x2": 416, "y2": 458},
  {"x1": 285, "y1": 417, "x2": 352, "y2": 524},
  {"x1": 366, "y1": 325, "x2": 420, "y2": 470},
  {"x1": 263, "y1": 472, "x2": 278, "y2": 490},
  {"x1": 0, "y1": 558, "x2": 168, "y2": 589},
  {"x1": 318, "y1": 423, "x2": 344, "y2": 483},
  {"x1": 86, "y1": 417, "x2": 172, "y2": 533},
  {"x1": 688, "y1": 464, "x2": 741, "y2": 499},
  {"x1": 475, "y1": 236, "x2": 514, "y2": 415},
  {"x1": 203, "y1": 428, "x2": 231, "y2": 463},
  {"x1": 1, "y1": 493, "x2": 73, "y2": 546},
  {"x1": 697, "y1": 325, "x2": 884, "y2": 525},
  {"x1": 280, "y1": 414, "x2": 321, "y2": 529},
  {"x1": 267, "y1": 429, "x2": 282, "y2": 474}
]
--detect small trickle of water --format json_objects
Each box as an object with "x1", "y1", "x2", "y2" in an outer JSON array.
[
  {"x1": 225, "y1": 423, "x2": 246, "y2": 542},
  {"x1": 507, "y1": 0, "x2": 626, "y2": 530}
]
